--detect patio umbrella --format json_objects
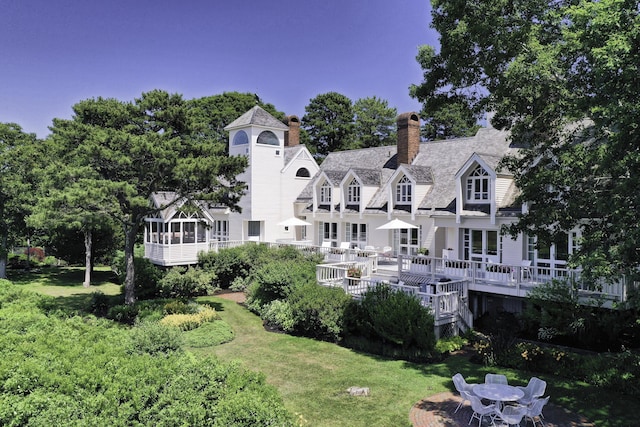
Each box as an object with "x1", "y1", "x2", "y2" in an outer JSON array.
[
  {"x1": 277, "y1": 217, "x2": 312, "y2": 227},
  {"x1": 376, "y1": 218, "x2": 418, "y2": 230}
]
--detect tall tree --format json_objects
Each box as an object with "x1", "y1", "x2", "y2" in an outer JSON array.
[
  {"x1": 410, "y1": 45, "x2": 482, "y2": 140},
  {"x1": 302, "y1": 92, "x2": 354, "y2": 158},
  {"x1": 0, "y1": 123, "x2": 40, "y2": 278},
  {"x1": 353, "y1": 96, "x2": 397, "y2": 148},
  {"x1": 187, "y1": 92, "x2": 284, "y2": 147},
  {"x1": 49, "y1": 90, "x2": 248, "y2": 303},
  {"x1": 415, "y1": 0, "x2": 640, "y2": 281}
]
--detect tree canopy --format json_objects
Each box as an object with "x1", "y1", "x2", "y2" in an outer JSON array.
[
  {"x1": 353, "y1": 96, "x2": 397, "y2": 148},
  {"x1": 302, "y1": 92, "x2": 355, "y2": 158},
  {"x1": 48, "y1": 90, "x2": 248, "y2": 303},
  {"x1": 414, "y1": 0, "x2": 640, "y2": 280},
  {"x1": 0, "y1": 123, "x2": 41, "y2": 278}
]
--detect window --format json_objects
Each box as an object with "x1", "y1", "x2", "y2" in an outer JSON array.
[
  {"x1": 211, "y1": 220, "x2": 228, "y2": 241},
  {"x1": 248, "y1": 221, "x2": 261, "y2": 238},
  {"x1": 296, "y1": 168, "x2": 310, "y2": 178},
  {"x1": 318, "y1": 222, "x2": 338, "y2": 245},
  {"x1": 182, "y1": 222, "x2": 196, "y2": 243},
  {"x1": 466, "y1": 165, "x2": 490, "y2": 201},
  {"x1": 395, "y1": 226, "x2": 421, "y2": 255},
  {"x1": 257, "y1": 130, "x2": 279, "y2": 146},
  {"x1": 396, "y1": 175, "x2": 412, "y2": 203},
  {"x1": 320, "y1": 182, "x2": 332, "y2": 204},
  {"x1": 197, "y1": 222, "x2": 207, "y2": 243},
  {"x1": 345, "y1": 223, "x2": 367, "y2": 248},
  {"x1": 232, "y1": 130, "x2": 249, "y2": 145},
  {"x1": 171, "y1": 223, "x2": 181, "y2": 244},
  {"x1": 347, "y1": 178, "x2": 360, "y2": 204},
  {"x1": 463, "y1": 228, "x2": 500, "y2": 262}
]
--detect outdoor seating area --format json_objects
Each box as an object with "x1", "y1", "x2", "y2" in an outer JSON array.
[{"x1": 452, "y1": 373, "x2": 548, "y2": 426}]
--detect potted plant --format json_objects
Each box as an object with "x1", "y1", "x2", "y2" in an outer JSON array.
[
  {"x1": 417, "y1": 248, "x2": 429, "y2": 256},
  {"x1": 347, "y1": 266, "x2": 362, "y2": 278}
]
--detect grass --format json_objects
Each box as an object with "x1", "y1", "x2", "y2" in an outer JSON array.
[
  {"x1": 14, "y1": 270, "x2": 639, "y2": 426},
  {"x1": 196, "y1": 296, "x2": 639, "y2": 427},
  {"x1": 8, "y1": 266, "x2": 122, "y2": 311}
]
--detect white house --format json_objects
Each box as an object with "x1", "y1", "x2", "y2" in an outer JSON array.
[
  {"x1": 144, "y1": 106, "x2": 319, "y2": 266},
  {"x1": 144, "y1": 107, "x2": 625, "y2": 322}
]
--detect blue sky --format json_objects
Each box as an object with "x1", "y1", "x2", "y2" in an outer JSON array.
[{"x1": 1, "y1": 0, "x2": 438, "y2": 138}]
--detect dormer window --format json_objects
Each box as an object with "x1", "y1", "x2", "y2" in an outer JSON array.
[
  {"x1": 396, "y1": 176, "x2": 412, "y2": 203},
  {"x1": 347, "y1": 178, "x2": 360, "y2": 204},
  {"x1": 320, "y1": 182, "x2": 332, "y2": 204},
  {"x1": 466, "y1": 165, "x2": 490, "y2": 201}
]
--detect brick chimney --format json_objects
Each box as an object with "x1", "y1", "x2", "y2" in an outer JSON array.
[
  {"x1": 397, "y1": 112, "x2": 420, "y2": 165},
  {"x1": 284, "y1": 115, "x2": 300, "y2": 147}
]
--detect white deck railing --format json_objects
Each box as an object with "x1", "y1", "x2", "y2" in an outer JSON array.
[{"x1": 399, "y1": 255, "x2": 627, "y2": 302}]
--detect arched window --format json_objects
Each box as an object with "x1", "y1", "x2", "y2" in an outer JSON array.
[
  {"x1": 396, "y1": 176, "x2": 412, "y2": 203},
  {"x1": 320, "y1": 182, "x2": 332, "y2": 204},
  {"x1": 466, "y1": 165, "x2": 490, "y2": 201},
  {"x1": 296, "y1": 168, "x2": 311, "y2": 178},
  {"x1": 257, "y1": 130, "x2": 279, "y2": 146},
  {"x1": 347, "y1": 178, "x2": 360, "y2": 203},
  {"x1": 232, "y1": 130, "x2": 248, "y2": 145}
]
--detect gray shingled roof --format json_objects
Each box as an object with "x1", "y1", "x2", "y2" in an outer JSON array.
[
  {"x1": 352, "y1": 168, "x2": 381, "y2": 186},
  {"x1": 224, "y1": 106, "x2": 289, "y2": 131},
  {"x1": 298, "y1": 126, "x2": 517, "y2": 213}
]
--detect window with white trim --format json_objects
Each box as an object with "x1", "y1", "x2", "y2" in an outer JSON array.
[
  {"x1": 320, "y1": 182, "x2": 332, "y2": 204},
  {"x1": 211, "y1": 220, "x2": 229, "y2": 241},
  {"x1": 466, "y1": 165, "x2": 490, "y2": 201},
  {"x1": 396, "y1": 175, "x2": 412, "y2": 203},
  {"x1": 318, "y1": 221, "x2": 338, "y2": 246},
  {"x1": 345, "y1": 222, "x2": 367, "y2": 248},
  {"x1": 347, "y1": 178, "x2": 360, "y2": 204}
]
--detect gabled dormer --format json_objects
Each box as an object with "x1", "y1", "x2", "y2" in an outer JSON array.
[
  {"x1": 338, "y1": 168, "x2": 381, "y2": 217},
  {"x1": 455, "y1": 153, "x2": 498, "y2": 224},
  {"x1": 386, "y1": 164, "x2": 433, "y2": 219},
  {"x1": 312, "y1": 171, "x2": 341, "y2": 215}
]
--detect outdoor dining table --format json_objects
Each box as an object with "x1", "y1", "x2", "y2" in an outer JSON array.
[{"x1": 473, "y1": 383, "x2": 524, "y2": 407}]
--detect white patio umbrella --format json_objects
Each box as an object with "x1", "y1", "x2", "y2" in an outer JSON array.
[
  {"x1": 376, "y1": 218, "x2": 418, "y2": 230},
  {"x1": 277, "y1": 217, "x2": 312, "y2": 227}
]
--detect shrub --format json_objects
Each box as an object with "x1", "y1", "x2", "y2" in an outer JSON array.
[
  {"x1": 246, "y1": 258, "x2": 317, "y2": 311},
  {"x1": 199, "y1": 246, "x2": 253, "y2": 289},
  {"x1": 160, "y1": 305, "x2": 219, "y2": 331},
  {"x1": 183, "y1": 321, "x2": 235, "y2": 347},
  {"x1": 107, "y1": 303, "x2": 139, "y2": 325},
  {"x1": 25, "y1": 247, "x2": 46, "y2": 262},
  {"x1": 287, "y1": 282, "x2": 352, "y2": 342},
  {"x1": 112, "y1": 251, "x2": 164, "y2": 300},
  {"x1": 261, "y1": 300, "x2": 296, "y2": 332},
  {"x1": 89, "y1": 291, "x2": 111, "y2": 316},
  {"x1": 435, "y1": 335, "x2": 468, "y2": 354},
  {"x1": 163, "y1": 299, "x2": 199, "y2": 315},
  {"x1": 347, "y1": 284, "x2": 436, "y2": 355},
  {"x1": 128, "y1": 320, "x2": 184, "y2": 355},
  {"x1": 158, "y1": 266, "x2": 217, "y2": 298}
]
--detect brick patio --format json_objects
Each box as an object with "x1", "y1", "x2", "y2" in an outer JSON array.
[{"x1": 409, "y1": 391, "x2": 595, "y2": 427}]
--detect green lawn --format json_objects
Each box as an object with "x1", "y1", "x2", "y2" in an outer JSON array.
[
  {"x1": 196, "y1": 296, "x2": 639, "y2": 427},
  {"x1": 9, "y1": 266, "x2": 122, "y2": 311},
  {"x1": 16, "y1": 271, "x2": 639, "y2": 426}
]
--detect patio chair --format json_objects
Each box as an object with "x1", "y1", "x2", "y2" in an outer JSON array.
[
  {"x1": 379, "y1": 246, "x2": 393, "y2": 262},
  {"x1": 517, "y1": 377, "x2": 546, "y2": 405},
  {"x1": 485, "y1": 373, "x2": 508, "y2": 385},
  {"x1": 521, "y1": 260, "x2": 532, "y2": 281},
  {"x1": 339, "y1": 241, "x2": 350, "y2": 250},
  {"x1": 452, "y1": 373, "x2": 478, "y2": 412},
  {"x1": 468, "y1": 394, "x2": 498, "y2": 427},
  {"x1": 496, "y1": 404, "x2": 527, "y2": 426},
  {"x1": 524, "y1": 396, "x2": 549, "y2": 427},
  {"x1": 321, "y1": 241, "x2": 332, "y2": 248}
]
